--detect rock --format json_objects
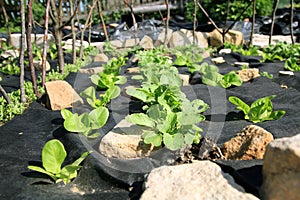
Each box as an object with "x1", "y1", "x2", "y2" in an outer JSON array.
[
  {"x1": 139, "y1": 35, "x2": 154, "y2": 50},
  {"x1": 32, "y1": 60, "x2": 51, "y2": 71},
  {"x1": 99, "y1": 119, "x2": 155, "y2": 159},
  {"x1": 180, "y1": 29, "x2": 209, "y2": 48},
  {"x1": 262, "y1": 134, "x2": 300, "y2": 200},
  {"x1": 90, "y1": 42, "x2": 105, "y2": 52},
  {"x1": 208, "y1": 29, "x2": 244, "y2": 47},
  {"x1": 63, "y1": 39, "x2": 89, "y2": 50},
  {"x1": 0, "y1": 38, "x2": 6, "y2": 48},
  {"x1": 79, "y1": 66, "x2": 103, "y2": 75},
  {"x1": 93, "y1": 53, "x2": 108, "y2": 62},
  {"x1": 221, "y1": 125, "x2": 274, "y2": 160},
  {"x1": 154, "y1": 28, "x2": 173, "y2": 47},
  {"x1": 179, "y1": 74, "x2": 190, "y2": 86},
  {"x1": 211, "y1": 56, "x2": 225, "y2": 64},
  {"x1": 126, "y1": 67, "x2": 140, "y2": 74},
  {"x1": 235, "y1": 62, "x2": 250, "y2": 68},
  {"x1": 110, "y1": 38, "x2": 140, "y2": 49},
  {"x1": 168, "y1": 29, "x2": 209, "y2": 49},
  {"x1": 10, "y1": 33, "x2": 54, "y2": 49},
  {"x1": 45, "y1": 80, "x2": 83, "y2": 110},
  {"x1": 141, "y1": 161, "x2": 259, "y2": 200},
  {"x1": 252, "y1": 34, "x2": 297, "y2": 47},
  {"x1": 168, "y1": 30, "x2": 191, "y2": 48},
  {"x1": 219, "y1": 48, "x2": 232, "y2": 54},
  {"x1": 237, "y1": 68, "x2": 260, "y2": 82},
  {"x1": 0, "y1": 49, "x2": 20, "y2": 59}
]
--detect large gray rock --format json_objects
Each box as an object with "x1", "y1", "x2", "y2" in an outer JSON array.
[
  {"x1": 262, "y1": 134, "x2": 300, "y2": 200},
  {"x1": 141, "y1": 161, "x2": 259, "y2": 200},
  {"x1": 179, "y1": 29, "x2": 209, "y2": 48}
]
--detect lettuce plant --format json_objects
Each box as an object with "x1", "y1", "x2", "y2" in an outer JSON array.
[
  {"x1": 229, "y1": 95, "x2": 286, "y2": 123},
  {"x1": 61, "y1": 107, "x2": 109, "y2": 138},
  {"x1": 28, "y1": 139, "x2": 90, "y2": 184},
  {"x1": 199, "y1": 63, "x2": 242, "y2": 88},
  {"x1": 126, "y1": 99, "x2": 208, "y2": 151}
]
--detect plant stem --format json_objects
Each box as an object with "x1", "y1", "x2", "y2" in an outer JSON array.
[{"x1": 193, "y1": 0, "x2": 197, "y2": 44}]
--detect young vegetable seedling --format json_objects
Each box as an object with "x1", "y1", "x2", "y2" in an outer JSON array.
[
  {"x1": 229, "y1": 95, "x2": 286, "y2": 123},
  {"x1": 28, "y1": 139, "x2": 91, "y2": 184}
]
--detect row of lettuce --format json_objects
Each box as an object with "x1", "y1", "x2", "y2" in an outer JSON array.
[{"x1": 23, "y1": 43, "x2": 290, "y2": 184}]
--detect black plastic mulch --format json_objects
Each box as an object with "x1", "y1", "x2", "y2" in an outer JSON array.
[{"x1": 1, "y1": 52, "x2": 300, "y2": 199}]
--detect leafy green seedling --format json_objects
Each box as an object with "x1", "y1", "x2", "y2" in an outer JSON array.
[
  {"x1": 229, "y1": 95, "x2": 286, "y2": 123},
  {"x1": 200, "y1": 63, "x2": 242, "y2": 88},
  {"x1": 91, "y1": 72, "x2": 127, "y2": 90},
  {"x1": 173, "y1": 52, "x2": 203, "y2": 73},
  {"x1": 260, "y1": 71, "x2": 273, "y2": 79},
  {"x1": 28, "y1": 139, "x2": 91, "y2": 184},
  {"x1": 61, "y1": 107, "x2": 109, "y2": 138},
  {"x1": 126, "y1": 99, "x2": 208, "y2": 151},
  {"x1": 80, "y1": 86, "x2": 120, "y2": 108},
  {"x1": 284, "y1": 57, "x2": 300, "y2": 71}
]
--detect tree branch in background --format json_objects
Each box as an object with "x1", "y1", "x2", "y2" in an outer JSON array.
[
  {"x1": 124, "y1": 0, "x2": 137, "y2": 30},
  {"x1": 0, "y1": 84, "x2": 12, "y2": 105},
  {"x1": 193, "y1": 0, "x2": 197, "y2": 44},
  {"x1": 290, "y1": 0, "x2": 295, "y2": 44},
  {"x1": 49, "y1": 0, "x2": 65, "y2": 74},
  {"x1": 270, "y1": 0, "x2": 279, "y2": 45},
  {"x1": 1, "y1": 2, "x2": 11, "y2": 46},
  {"x1": 27, "y1": 0, "x2": 38, "y2": 96},
  {"x1": 42, "y1": 0, "x2": 51, "y2": 87},
  {"x1": 20, "y1": 0, "x2": 26, "y2": 103},
  {"x1": 79, "y1": 0, "x2": 97, "y2": 60},
  {"x1": 69, "y1": 0, "x2": 77, "y2": 64},
  {"x1": 250, "y1": 0, "x2": 256, "y2": 45},
  {"x1": 164, "y1": 0, "x2": 170, "y2": 46},
  {"x1": 97, "y1": 0, "x2": 109, "y2": 41}
]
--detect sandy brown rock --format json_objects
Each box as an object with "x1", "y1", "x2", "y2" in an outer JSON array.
[
  {"x1": 141, "y1": 161, "x2": 259, "y2": 200},
  {"x1": 99, "y1": 119, "x2": 155, "y2": 159},
  {"x1": 45, "y1": 80, "x2": 83, "y2": 110},
  {"x1": 208, "y1": 29, "x2": 244, "y2": 47},
  {"x1": 237, "y1": 68, "x2": 260, "y2": 82},
  {"x1": 221, "y1": 125, "x2": 274, "y2": 160},
  {"x1": 139, "y1": 35, "x2": 154, "y2": 50},
  {"x1": 93, "y1": 53, "x2": 108, "y2": 62},
  {"x1": 262, "y1": 134, "x2": 300, "y2": 200}
]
